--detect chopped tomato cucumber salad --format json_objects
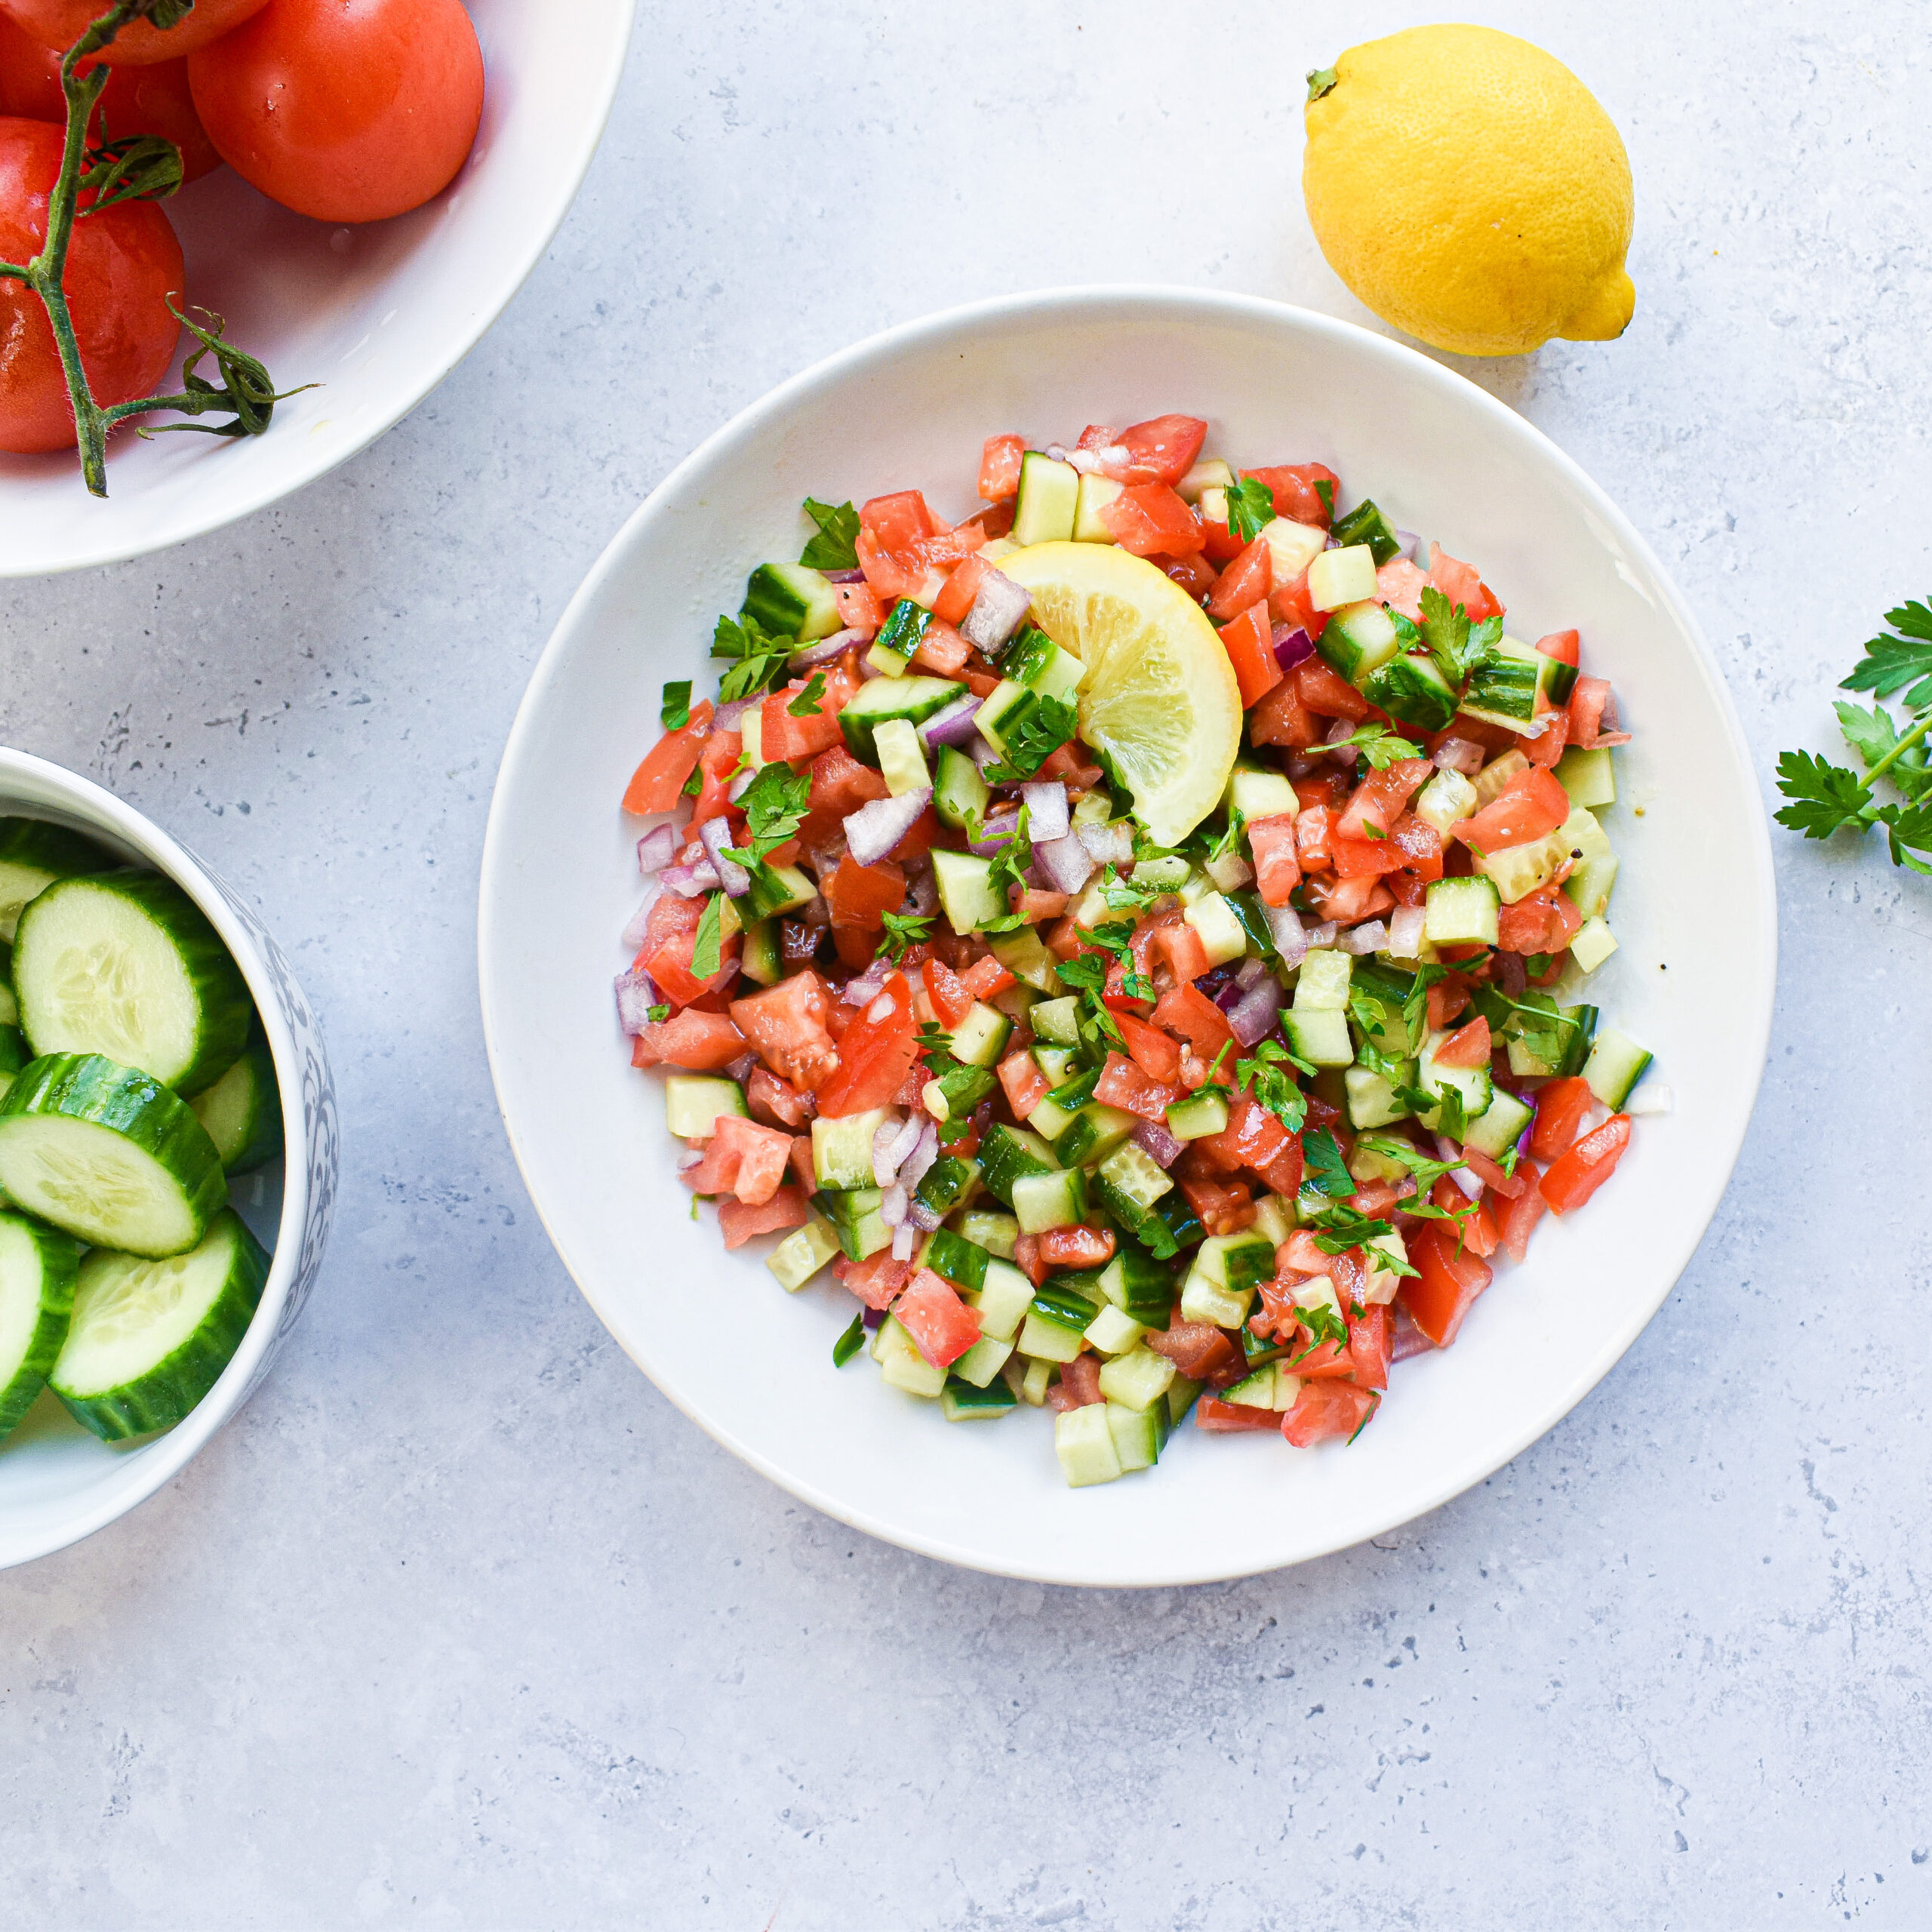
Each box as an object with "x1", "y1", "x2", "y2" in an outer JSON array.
[{"x1": 614, "y1": 412, "x2": 1658, "y2": 1491}]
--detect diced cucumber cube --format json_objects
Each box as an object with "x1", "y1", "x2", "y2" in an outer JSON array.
[
  {"x1": 1555, "y1": 743, "x2": 1617, "y2": 808},
  {"x1": 1362, "y1": 1232, "x2": 1408, "y2": 1304},
  {"x1": 1315, "y1": 600, "x2": 1401, "y2": 683},
  {"x1": 1570, "y1": 915, "x2": 1618, "y2": 974},
  {"x1": 664, "y1": 1075, "x2": 746, "y2": 1140},
  {"x1": 1474, "y1": 828, "x2": 1567, "y2": 905},
  {"x1": 1344, "y1": 1063, "x2": 1415, "y2": 1129},
  {"x1": 950, "y1": 1334, "x2": 1017, "y2": 1391},
  {"x1": 739, "y1": 706, "x2": 767, "y2": 769},
  {"x1": 1021, "y1": 1356, "x2": 1054, "y2": 1404},
  {"x1": 977, "y1": 1122, "x2": 1059, "y2": 1205},
  {"x1": 1413, "y1": 767, "x2": 1478, "y2": 838},
  {"x1": 1462, "y1": 638, "x2": 1544, "y2": 731},
  {"x1": 1073, "y1": 472, "x2": 1124, "y2": 543},
  {"x1": 969, "y1": 1257, "x2": 1035, "y2": 1340},
  {"x1": 1224, "y1": 1364, "x2": 1280, "y2": 1410},
  {"x1": 1097, "y1": 1140, "x2": 1172, "y2": 1213},
  {"x1": 941, "y1": 1374, "x2": 1017, "y2": 1420},
  {"x1": 873, "y1": 718, "x2": 931, "y2": 797},
  {"x1": 743, "y1": 560, "x2": 841, "y2": 641},
  {"x1": 933, "y1": 743, "x2": 991, "y2": 833},
  {"x1": 1054, "y1": 1401, "x2": 1123, "y2": 1486},
  {"x1": 1026, "y1": 1093, "x2": 1080, "y2": 1142},
  {"x1": 1095, "y1": 1243, "x2": 1173, "y2": 1322},
  {"x1": 1011, "y1": 1166, "x2": 1088, "y2": 1234},
  {"x1": 1250, "y1": 1193, "x2": 1296, "y2": 1243},
  {"x1": 1183, "y1": 891, "x2": 1247, "y2": 968},
  {"x1": 764, "y1": 1217, "x2": 842, "y2": 1291},
  {"x1": 1566, "y1": 851, "x2": 1620, "y2": 920},
  {"x1": 1463, "y1": 1088, "x2": 1533, "y2": 1161},
  {"x1": 931, "y1": 850, "x2": 1006, "y2": 934},
  {"x1": 1018, "y1": 1309, "x2": 1088, "y2": 1364},
  {"x1": 1423, "y1": 877, "x2": 1500, "y2": 947},
  {"x1": 1284, "y1": 1008, "x2": 1353, "y2": 1068},
  {"x1": 1363, "y1": 652, "x2": 1458, "y2": 733},
  {"x1": 1260, "y1": 515, "x2": 1327, "y2": 583},
  {"x1": 1329, "y1": 498, "x2": 1403, "y2": 567},
  {"x1": 1177, "y1": 456, "x2": 1235, "y2": 503},
  {"x1": 915, "y1": 1154, "x2": 981, "y2": 1218},
  {"x1": 1164, "y1": 1090, "x2": 1229, "y2": 1142},
  {"x1": 1167, "y1": 1375, "x2": 1203, "y2": 1426},
  {"x1": 1106, "y1": 1400, "x2": 1161, "y2": 1473},
  {"x1": 921, "y1": 1227, "x2": 989, "y2": 1293},
  {"x1": 1307, "y1": 544, "x2": 1380, "y2": 611},
  {"x1": 746, "y1": 861, "x2": 816, "y2": 922},
  {"x1": 873, "y1": 1315, "x2": 946, "y2": 1398},
  {"x1": 1004, "y1": 629, "x2": 1087, "y2": 701},
  {"x1": 958, "y1": 1208, "x2": 1019, "y2": 1258},
  {"x1": 740, "y1": 917, "x2": 781, "y2": 987},
  {"x1": 1179, "y1": 1266, "x2": 1251, "y2": 1330},
  {"x1": 950, "y1": 1001, "x2": 1012, "y2": 1068},
  {"x1": 989, "y1": 924, "x2": 1060, "y2": 992},
  {"x1": 1029, "y1": 996, "x2": 1080, "y2": 1045},
  {"x1": 1583, "y1": 1026, "x2": 1653, "y2": 1109},
  {"x1": 1054, "y1": 1103, "x2": 1137, "y2": 1170},
  {"x1": 868, "y1": 598, "x2": 930, "y2": 678},
  {"x1": 1416, "y1": 1035, "x2": 1493, "y2": 1134},
  {"x1": 1473, "y1": 749, "x2": 1530, "y2": 807},
  {"x1": 838, "y1": 676, "x2": 965, "y2": 765},
  {"x1": 1098, "y1": 1345, "x2": 1177, "y2": 1412},
  {"x1": 1294, "y1": 947, "x2": 1353, "y2": 1011},
  {"x1": 1014, "y1": 451, "x2": 1079, "y2": 546},
  {"x1": 1226, "y1": 764, "x2": 1300, "y2": 824},
  {"x1": 1084, "y1": 1303, "x2": 1146, "y2": 1355},
  {"x1": 812, "y1": 1107, "x2": 891, "y2": 1191}
]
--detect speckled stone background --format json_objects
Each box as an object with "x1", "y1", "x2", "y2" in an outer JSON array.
[{"x1": 2, "y1": 2, "x2": 1927, "y2": 1925}]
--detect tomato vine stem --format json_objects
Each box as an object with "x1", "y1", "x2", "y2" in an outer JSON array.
[{"x1": 4, "y1": 0, "x2": 309, "y2": 497}]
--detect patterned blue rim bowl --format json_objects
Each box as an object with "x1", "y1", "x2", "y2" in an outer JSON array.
[{"x1": 0, "y1": 747, "x2": 337, "y2": 1568}]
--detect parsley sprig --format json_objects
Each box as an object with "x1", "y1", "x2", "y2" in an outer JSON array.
[
  {"x1": 715, "y1": 763, "x2": 811, "y2": 879},
  {"x1": 1328, "y1": 722, "x2": 1424, "y2": 771},
  {"x1": 801, "y1": 498, "x2": 860, "y2": 571},
  {"x1": 712, "y1": 611, "x2": 793, "y2": 705},
  {"x1": 1235, "y1": 1039, "x2": 1308, "y2": 1134},
  {"x1": 985, "y1": 695, "x2": 1079, "y2": 782},
  {"x1": 1223, "y1": 476, "x2": 1275, "y2": 545},
  {"x1": 1776, "y1": 599, "x2": 1932, "y2": 873},
  {"x1": 1302, "y1": 1127, "x2": 1354, "y2": 1198},
  {"x1": 878, "y1": 911, "x2": 933, "y2": 962}
]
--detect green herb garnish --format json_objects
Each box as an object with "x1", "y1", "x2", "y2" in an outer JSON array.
[{"x1": 801, "y1": 497, "x2": 862, "y2": 571}]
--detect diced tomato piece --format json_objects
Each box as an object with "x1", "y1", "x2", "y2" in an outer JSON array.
[
  {"x1": 1098, "y1": 483, "x2": 1204, "y2": 558},
  {"x1": 1244, "y1": 814, "x2": 1301, "y2": 906},
  {"x1": 1388, "y1": 813, "x2": 1444, "y2": 881},
  {"x1": 717, "y1": 1186, "x2": 810, "y2": 1250},
  {"x1": 629, "y1": 1008, "x2": 746, "y2": 1071},
  {"x1": 1330, "y1": 832, "x2": 1405, "y2": 881},
  {"x1": 1433, "y1": 1017, "x2": 1491, "y2": 1068},
  {"x1": 1118, "y1": 414, "x2": 1208, "y2": 485},
  {"x1": 1011, "y1": 1233, "x2": 1049, "y2": 1287},
  {"x1": 730, "y1": 970, "x2": 840, "y2": 1091},
  {"x1": 1529, "y1": 1075, "x2": 1594, "y2": 1161},
  {"x1": 921, "y1": 955, "x2": 971, "y2": 1028},
  {"x1": 1540, "y1": 1114, "x2": 1632, "y2": 1214},
  {"x1": 1151, "y1": 983, "x2": 1233, "y2": 1060},
  {"x1": 911, "y1": 618, "x2": 971, "y2": 676},
  {"x1": 746, "y1": 1065, "x2": 811, "y2": 1128},
  {"x1": 622, "y1": 699, "x2": 714, "y2": 815},
  {"x1": 997, "y1": 1048, "x2": 1049, "y2": 1119},
  {"x1": 1269, "y1": 568, "x2": 1329, "y2": 644},
  {"x1": 1400, "y1": 1222, "x2": 1493, "y2": 1347},
  {"x1": 1536, "y1": 629, "x2": 1580, "y2": 667},
  {"x1": 931, "y1": 553, "x2": 991, "y2": 627},
  {"x1": 1038, "y1": 1224, "x2": 1116, "y2": 1270},
  {"x1": 833, "y1": 580, "x2": 881, "y2": 637},
  {"x1": 1146, "y1": 920, "x2": 1211, "y2": 988},
  {"x1": 1181, "y1": 1177, "x2": 1256, "y2": 1236},
  {"x1": 1294, "y1": 657, "x2": 1371, "y2": 721},
  {"x1": 1449, "y1": 766, "x2": 1571, "y2": 853},
  {"x1": 1146, "y1": 1321, "x2": 1244, "y2": 1386},
  {"x1": 761, "y1": 658, "x2": 856, "y2": 763},
  {"x1": 1309, "y1": 875, "x2": 1395, "y2": 925},
  {"x1": 1567, "y1": 673, "x2": 1630, "y2": 749},
  {"x1": 1016, "y1": 887, "x2": 1070, "y2": 924},
  {"x1": 808, "y1": 743, "x2": 889, "y2": 823},
  {"x1": 1256, "y1": 1134, "x2": 1303, "y2": 1199},
  {"x1": 835, "y1": 1249, "x2": 912, "y2": 1309},
  {"x1": 1243, "y1": 463, "x2": 1338, "y2": 528},
  {"x1": 1426, "y1": 543, "x2": 1503, "y2": 624},
  {"x1": 1094, "y1": 1050, "x2": 1183, "y2": 1123},
  {"x1": 854, "y1": 529, "x2": 928, "y2": 604},
  {"x1": 1048, "y1": 1353, "x2": 1105, "y2": 1411},
  {"x1": 1248, "y1": 675, "x2": 1321, "y2": 749},
  {"x1": 1337, "y1": 758, "x2": 1433, "y2": 841},
  {"x1": 1217, "y1": 601, "x2": 1281, "y2": 708},
  {"x1": 1196, "y1": 1088, "x2": 1292, "y2": 1182},
  {"x1": 1496, "y1": 1158, "x2": 1549, "y2": 1261},
  {"x1": 815, "y1": 970, "x2": 918, "y2": 1118},
  {"x1": 1206, "y1": 536, "x2": 1273, "y2": 621},
  {"x1": 1077, "y1": 423, "x2": 1119, "y2": 451},
  {"x1": 1346, "y1": 1303, "x2": 1391, "y2": 1391},
  {"x1": 704, "y1": 1113, "x2": 795, "y2": 1206},
  {"x1": 894, "y1": 1267, "x2": 981, "y2": 1368},
  {"x1": 860, "y1": 490, "x2": 940, "y2": 551},
  {"x1": 1281, "y1": 1381, "x2": 1377, "y2": 1447},
  {"x1": 1497, "y1": 884, "x2": 1584, "y2": 956},
  {"x1": 1115, "y1": 1011, "x2": 1183, "y2": 1084},
  {"x1": 978, "y1": 433, "x2": 1026, "y2": 502},
  {"x1": 1196, "y1": 1397, "x2": 1281, "y2": 1432},
  {"x1": 645, "y1": 915, "x2": 740, "y2": 1010},
  {"x1": 1294, "y1": 804, "x2": 1334, "y2": 873},
  {"x1": 1284, "y1": 1333, "x2": 1355, "y2": 1380},
  {"x1": 957, "y1": 955, "x2": 1015, "y2": 1001},
  {"x1": 1460, "y1": 1144, "x2": 1524, "y2": 1198},
  {"x1": 826, "y1": 853, "x2": 906, "y2": 933},
  {"x1": 1159, "y1": 551, "x2": 1220, "y2": 598},
  {"x1": 688, "y1": 729, "x2": 745, "y2": 826},
  {"x1": 1524, "y1": 712, "x2": 1570, "y2": 770},
  {"x1": 1427, "y1": 972, "x2": 1473, "y2": 1031},
  {"x1": 1376, "y1": 558, "x2": 1429, "y2": 622}
]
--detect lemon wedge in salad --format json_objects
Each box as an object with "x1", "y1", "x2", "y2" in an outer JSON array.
[{"x1": 995, "y1": 541, "x2": 1241, "y2": 848}]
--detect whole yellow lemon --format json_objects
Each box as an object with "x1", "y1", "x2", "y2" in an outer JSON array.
[{"x1": 1303, "y1": 24, "x2": 1635, "y2": 358}]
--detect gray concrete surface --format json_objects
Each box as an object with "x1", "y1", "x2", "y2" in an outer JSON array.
[{"x1": 3, "y1": 2, "x2": 1927, "y2": 1925}]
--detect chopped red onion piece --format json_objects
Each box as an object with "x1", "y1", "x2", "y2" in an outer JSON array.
[
  {"x1": 1496, "y1": 951, "x2": 1527, "y2": 998},
  {"x1": 614, "y1": 968, "x2": 657, "y2": 1035},
  {"x1": 918, "y1": 693, "x2": 983, "y2": 748},
  {"x1": 714, "y1": 696, "x2": 759, "y2": 732},
  {"x1": 841, "y1": 958, "x2": 891, "y2": 1006},
  {"x1": 1076, "y1": 821, "x2": 1134, "y2": 869},
  {"x1": 1304, "y1": 920, "x2": 1338, "y2": 948},
  {"x1": 1392, "y1": 529, "x2": 1420, "y2": 563},
  {"x1": 970, "y1": 734, "x2": 1004, "y2": 774},
  {"x1": 967, "y1": 808, "x2": 1021, "y2": 858},
  {"x1": 890, "y1": 1220, "x2": 916, "y2": 1262},
  {"x1": 676, "y1": 1146, "x2": 705, "y2": 1172},
  {"x1": 1272, "y1": 624, "x2": 1315, "y2": 672},
  {"x1": 1431, "y1": 737, "x2": 1487, "y2": 776},
  {"x1": 726, "y1": 1052, "x2": 758, "y2": 1084},
  {"x1": 699, "y1": 816, "x2": 751, "y2": 897},
  {"x1": 635, "y1": 824, "x2": 678, "y2": 873},
  {"x1": 906, "y1": 869, "x2": 939, "y2": 916},
  {"x1": 1264, "y1": 901, "x2": 1308, "y2": 968},
  {"x1": 1391, "y1": 1306, "x2": 1436, "y2": 1361},
  {"x1": 1325, "y1": 716, "x2": 1361, "y2": 764},
  {"x1": 874, "y1": 1114, "x2": 921, "y2": 1186},
  {"x1": 1032, "y1": 832, "x2": 1096, "y2": 895},
  {"x1": 1338, "y1": 920, "x2": 1388, "y2": 955},
  {"x1": 907, "y1": 1199, "x2": 943, "y2": 1233},
  {"x1": 1020, "y1": 781, "x2": 1070, "y2": 842},
  {"x1": 1429, "y1": 1137, "x2": 1484, "y2": 1199},
  {"x1": 822, "y1": 567, "x2": 866, "y2": 585},
  {"x1": 1388, "y1": 906, "x2": 1427, "y2": 959},
  {"x1": 620, "y1": 894, "x2": 658, "y2": 953},
  {"x1": 659, "y1": 858, "x2": 718, "y2": 899},
  {"x1": 1226, "y1": 977, "x2": 1284, "y2": 1048},
  {"x1": 1235, "y1": 956, "x2": 1269, "y2": 990},
  {"x1": 1132, "y1": 1118, "x2": 1184, "y2": 1169},
  {"x1": 900, "y1": 1117, "x2": 940, "y2": 1189},
  {"x1": 789, "y1": 628, "x2": 864, "y2": 669},
  {"x1": 960, "y1": 568, "x2": 1032, "y2": 654},
  {"x1": 844, "y1": 787, "x2": 933, "y2": 867},
  {"x1": 880, "y1": 1180, "x2": 909, "y2": 1228}
]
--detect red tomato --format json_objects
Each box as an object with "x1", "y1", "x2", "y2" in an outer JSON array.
[
  {"x1": 832, "y1": 579, "x2": 881, "y2": 637},
  {"x1": 995, "y1": 1048, "x2": 1048, "y2": 1120},
  {"x1": 1529, "y1": 1075, "x2": 1594, "y2": 1161},
  {"x1": 1388, "y1": 812, "x2": 1444, "y2": 881},
  {"x1": 1294, "y1": 657, "x2": 1371, "y2": 722},
  {"x1": 1117, "y1": 413, "x2": 1207, "y2": 485},
  {"x1": 1247, "y1": 676, "x2": 1321, "y2": 749},
  {"x1": 858, "y1": 489, "x2": 938, "y2": 550},
  {"x1": 956, "y1": 955, "x2": 1014, "y2": 1002},
  {"x1": 931, "y1": 552, "x2": 989, "y2": 627},
  {"x1": 1494, "y1": 1160, "x2": 1549, "y2": 1262},
  {"x1": 682, "y1": 1113, "x2": 795, "y2": 1207},
  {"x1": 1050, "y1": 1353, "x2": 1104, "y2": 1410},
  {"x1": 1524, "y1": 710, "x2": 1570, "y2": 770},
  {"x1": 1329, "y1": 832, "x2": 1404, "y2": 881},
  {"x1": 187, "y1": 0, "x2": 483, "y2": 223},
  {"x1": 1196, "y1": 1396, "x2": 1281, "y2": 1433},
  {"x1": 1150, "y1": 983, "x2": 1232, "y2": 1061},
  {"x1": 1449, "y1": 766, "x2": 1570, "y2": 854},
  {"x1": 1425, "y1": 543, "x2": 1503, "y2": 624},
  {"x1": 1159, "y1": 550, "x2": 1218, "y2": 599},
  {"x1": 1376, "y1": 557, "x2": 1429, "y2": 622},
  {"x1": 628, "y1": 1008, "x2": 746, "y2": 1071},
  {"x1": 1567, "y1": 673, "x2": 1629, "y2": 749},
  {"x1": 0, "y1": 118, "x2": 183, "y2": 454},
  {"x1": 0, "y1": 12, "x2": 63, "y2": 114},
  {"x1": 826, "y1": 853, "x2": 904, "y2": 933},
  {"x1": 1038, "y1": 1224, "x2": 1115, "y2": 1270},
  {"x1": 815, "y1": 971, "x2": 918, "y2": 1117},
  {"x1": 746, "y1": 1065, "x2": 811, "y2": 1129},
  {"x1": 1145, "y1": 1321, "x2": 1244, "y2": 1386},
  {"x1": 1269, "y1": 568, "x2": 1328, "y2": 643},
  {"x1": 1336, "y1": 758, "x2": 1433, "y2": 841},
  {"x1": 1399, "y1": 1222, "x2": 1493, "y2": 1347},
  {"x1": 1196, "y1": 1089, "x2": 1293, "y2": 1181},
  {"x1": 718, "y1": 1187, "x2": 809, "y2": 1250},
  {"x1": 1244, "y1": 462, "x2": 1338, "y2": 528},
  {"x1": 977, "y1": 432, "x2": 1025, "y2": 501},
  {"x1": 5, "y1": 0, "x2": 271, "y2": 63},
  {"x1": 807, "y1": 743, "x2": 888, "y2": 817},
  {"x1": 1097, "y1": 482, "x2": 1204, "y2": 557},
  {"x1": 687, "y1": 729, "x2": 743, "y2": 827},
  {"x1": 1346, "y1": 1303, "x2": 1391, "y2": 1392},
  {"x1": 1281, "y1": 1381, "x2": 1377, "y2": 1447},
  {"x1": 1540, "y1": 1113, "x2": 1631, "y2": 1214},
  {"x1": 835, "y1": 1250, "x2": 912, "y2": 1309},
  {"x1": 921, "y1": 955, "x2": 971, "y2": 1028},
  {"x1": 894, "y1": 1268, "x2": 980, "y2": 1368},
  {"x1": 1205, "y1": 534, "x2": 1272, "y2": 621},
  {"x1": 1432, "y1": 1017, "x2": 1491, "y2": 1068},
  {"x1": 1459, "y1": 1143, "x2": 1524, "y2": 1198},
  {"x1": 1216, "y1": 601, "x2": 1280, "y2": 709},
  {"x1": 1094, "y1": 1050, "x2": 1181, "y2": 1123},
  {"x1": 909, "y1": 618, "x2": 969, "y2": 676},
  {"x1": 1179, "y1": 1177, "x2": 1255, "y2": 1237},
  {"x1": 620, "y1": 700, "x2": 713, "y2": 814},
  {"x1": 1535, "y1": 629, "x2": 1580, "y2": 667},
  {"x1": 730, "y1": 971, "x2": 839, "y2": 1092},
  {"x1": 1294, "y1": 804, "x2": 1333, "y2": 873},
  {"x1": 1497, "y1": 883, "x2": 1583, "y2": 956},
  {"x1": 1114, "y1": 1011, "x2": 1183, "y2": 1085}
]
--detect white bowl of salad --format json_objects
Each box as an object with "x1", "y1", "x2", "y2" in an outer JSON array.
[
  {"x1": 0, "y1": 748, "x2": 335, "y2": 1569},
  {"x1": 479, "y1": 288, "x2": 1775, "y2": 1586}
]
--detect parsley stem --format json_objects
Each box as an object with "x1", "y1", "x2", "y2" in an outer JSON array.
[{"x1": 1859, "y1": 705, "x2": 1932, "y2": 792}]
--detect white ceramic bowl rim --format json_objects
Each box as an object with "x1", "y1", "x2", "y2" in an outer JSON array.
[
  {"x1": 0, "y1": 748, "x2": 316, "y2": 1566},
  {"x1": 481, "y1": 285, "x2": 1778, "y2": 1585}
]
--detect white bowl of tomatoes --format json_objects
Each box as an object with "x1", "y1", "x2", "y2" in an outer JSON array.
[{"x1": 0, "y1": 0, "x2": 635, "y2": 577}]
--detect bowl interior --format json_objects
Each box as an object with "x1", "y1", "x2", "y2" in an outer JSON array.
[
  {"x1": 0, "y1": 756, "x2": 300, "y2": 1565},
  {"x1": 0, "y1": 0, "x2": 635, "y2": 578},
  {"x1": 479, "y1": 291, "x2": 1776, "y2": 1586}
]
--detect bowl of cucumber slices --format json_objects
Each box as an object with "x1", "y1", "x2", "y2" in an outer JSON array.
[{"x1": 0, "y1": 748, "x2": 335, "y2": 1569}]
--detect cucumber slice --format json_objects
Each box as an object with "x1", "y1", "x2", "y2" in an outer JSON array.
[
  {"x1": 837, "y1": 677, "x2": 965, "y2": 766},
  {"x1": 0, "y1": 1211, "x2": 79, "y2": 1439},
  {"x1": 1328, "y1": 498, "x2": 1403, "y2": 567},
  {"x1": 1013, "y1": 452, "x2": 1078, "y2": 546},
  {"x1": 742, "y1": 561, "x2": 840, "y2": 642},
  {"x1": 0, "y1": 817, "x2": 114, "y2": 943},
  {"x1": 1315, "y1": 601, "x2": 1400, "y2": 682},
  {"x1": 0, "y1": 939, "x2": 16, "y2": 1027},
  {"x1": 1363, "y1": 653, "x2": 1459, "y2": 732},
  {"x1": 0, "y1": 1021, "x2": 24, "y2": 1104},
  {"x1": 14, "y1": 869, "x2": 250, "y2": 1095},
  {"x1": 189, "y1": 1031, "x2": 282, "y2": 1174},
  {"x1": 0, "y1": 1054, "x2": 226, "y2": 1257},
  {"x1": 49, "y1": 1208, "x2": 269, "y2": 1441}
]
